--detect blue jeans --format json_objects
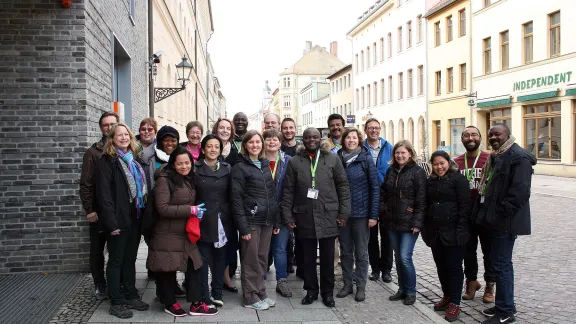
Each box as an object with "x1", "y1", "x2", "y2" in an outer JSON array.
[
  {"x1": 339, "y1": 217, "x2": 370, "y2": 289},
  {"x1": 490, "y1": 231, "x2": 516, "y2": 317},
  {"x1": 271, "y1": 226, "x2": 289, "y2": 280},
  {"x1": 389, "y1": 230, "x2": 419, "y2": 296},
  {"x1": 197, "y1": 241, "x2": 226, "y2": 300}
]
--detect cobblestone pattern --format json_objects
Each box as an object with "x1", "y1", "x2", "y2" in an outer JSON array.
[{"x1": 48, "y1": 274, "x2": 101, "y2": 324}]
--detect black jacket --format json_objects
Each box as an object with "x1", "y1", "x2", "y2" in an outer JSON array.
[
  {"x1": 194, "y1": 160, "x2": 233, "y2": 243},
  {"x1": 95, "y1": 154, "x2": 140, "y2": 233},
  {"x1": 380, "y1": 161, "x2": 427, "y2": 232},
  {"x1": 476, "y1": 143, "x2": 536, "y2": 235},
  {"x1": 231, "y1": 155, "x2": 279, "y2": 236},
  {"x1": 423, "y1": 165, "x2": 471, "y2": 247}
]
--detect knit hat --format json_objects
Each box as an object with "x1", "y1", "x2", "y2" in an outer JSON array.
[{"x1": 156, "y1": 125, "x2": 180, "y2": 142}]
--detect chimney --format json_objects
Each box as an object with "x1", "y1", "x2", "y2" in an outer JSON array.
[
  {"x1": 330, "y1": 41, "x2": 338, "y2": 58},
  {"x1": 303, "y1": 41, "x2": 312, "y2": 55}
]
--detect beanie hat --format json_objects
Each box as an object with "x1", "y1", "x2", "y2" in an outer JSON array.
[{"x1": 156, "y1": 126, "x2": 180, "y2": 150}]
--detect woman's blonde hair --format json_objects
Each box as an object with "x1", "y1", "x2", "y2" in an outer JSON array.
[
  {"x1": 241, "y1": 130, "x2": 265, "y2": 159},
  {"x1": 103, "y1": 123, "x2": 141, "y2": 156},
  {"x1": 389, "y1": 140, "x2": 417, "y2": 166}
]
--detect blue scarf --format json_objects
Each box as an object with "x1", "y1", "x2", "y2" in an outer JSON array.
[{"x1": 116, "y1": 149, "x2": 147, "y2": 214}]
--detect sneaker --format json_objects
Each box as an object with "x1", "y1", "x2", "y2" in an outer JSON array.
[
  {"x1": 244, "y1": 300, "x2": 270, "y2": 310},
  {"x1": 94, "y1": 285, "x2": 107, "y2": 300},
  {"x1": 482, "y1": 315, "x2": 516, "y2": 324},
  {"x1": 262, "y1": 298, "x2": 276, "y2": 307},
  {"x1": 109, "y1": 304, "x2": 133, "y2": 319},
  {"x1": 189, "y1": 302, "x2": 218, "y2": 316},
  {"x1": 165, "y1": 302, "x2": 187, "y2": 317},
  {"x1": 174, "y1": 282, "x2": 186, "y2": 298},
  {"x1": 211, "y1": 296, "x2": 224, "y2": 307},
  {"x1": 434, "y1": 296, "x2": 450, "y2": 311},
  {"x1": 275, "y1": 278, "x2": 293, "y2": 297},
  {"x1": 125, "y1": 298, "x2": 150, "y2": 311},
  {"x1": 445, "y1": 303, "x2": 461, "y2": 322},
  {"x1": 204, "y1": 298, "x2": 217, "y2": 309},
  {"x1": 482, "y1": 306, "x2": 518, "y2": 317}
]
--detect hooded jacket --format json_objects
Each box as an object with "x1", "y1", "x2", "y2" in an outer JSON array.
[
  {"x1": 363, "y1": 137, "x2": 394, "y2": 184},
  {"x1": 272, "y1": 151, "x2": 291, "y2": 203}
]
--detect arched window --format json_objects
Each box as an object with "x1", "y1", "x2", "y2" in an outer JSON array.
[
  {"x1": 389, "y1": 121, "x2": 395, "y2": 144},
  {"x1": 408, "y1": 118, "x2": 415, "y2": 144},
  {"x1": 381, "y1": 121, "x2": 387, "y2": 138},
  {"x1": 398, "y1": 119, "x2": 405, "y2": 141}
]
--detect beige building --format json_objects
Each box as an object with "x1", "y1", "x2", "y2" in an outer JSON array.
[
  {"x1": 300, "y1": 81, "x2": 331, "y2": 130},
  {"x1": 425, "y1": 0, "x2": 473, "y2": 156},
  {"x1": 327, "y1": 64, "x2": 354, "y2": 127},
  {"x1": 279, "y1": 42, "x2": 345, "y2": 134}
]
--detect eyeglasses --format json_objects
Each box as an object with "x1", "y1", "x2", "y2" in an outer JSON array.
[
  {"x1": 102, "y1": 123, "x2": 117, "y2": 129},
  {"x1": 188, "y1": 132, "x2": 202, "y2": 136},
  {"x1": 462, "y1": 133, "x2": 480, "y2": 139},
  {"x1": 140, "y1": 127, "x2": 154, "y2": 133},
  {"x1": 367, "y1": 127, "x2": 381, "y2": 132}
]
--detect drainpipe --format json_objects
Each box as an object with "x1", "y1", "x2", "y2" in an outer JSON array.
[{"x1": 148, "y1": 0, "x2": 154, "y2": 118}]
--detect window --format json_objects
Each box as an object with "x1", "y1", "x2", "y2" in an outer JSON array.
[
  {"x1": 459, "y1": 63, "x2": 466, "y2": 90},
  {"x1": 388, "y1": 75, "x2": 393, "y2": 102},
  {"x1": 389, "y1": 121, "x2": 395, "y2": 143},
  {"x1": 348, "y1": 73, "x2": 351, "y2": 87},
  {"x1": 398, "y1": 72, "x2": 404, "y2": 99},
  {"x1": 380, "y1": 79, "x2": 385, "y2": 104},
  {"x1": 331, "y1": 82, "x2": 335, "y2": 94},
  {"x1": 361, "y1": 87, "x2": 365, "y2": 108},
  {"x1": 490, "y1": 108, "x2": 512, "y2": 134},
  {"x1": 417, "y1": 15, "x2": 423, "y2": 43},
  {"x1": 361, "y1": 50, "x2": 365, "y2": 71},
  {"x1": 356, "y1": 89, "x2": 359, "y2": 108},
  {"x1": 446, "y1": 15, "x2": 453, "y2": 42},
  {"x1": 434, "y1": 21, "x2": 441, "y2": 47},
  {"x1": 549, "y1": 11, "x2": 560, "y2": 57},
  {"x1": 450, "y1": 118, "x2": 466, "y2": 156},
  {"x1": 417, "y1": 65, "x2": 424, "y2": 95},
  {"x1": 355, "y1": 54, "x2": 359, "y2": 73},
  {"x1": 373, "y1": 43, "x2": 377, "y2": 66},
  {"x1": 398, "y1": 120, "x2": 405, "y2": 140},
  {"x1": 366, "y1": 47, "x2": 371, "y2": 69},
  {"x1": 340, "y1": 78, "x2": 343, "y2": 91},
  {"x1": 435, "y1": 71, "x2": 441, "y2": 96},
  {"x1": 408, "y1": 69, "x2": 413, "y2": 98},
  {"x1": 283, "y1": 95, "x2": 291, "y2": 107},
  {"x1": 398, "y1": 26, "x2": 403, "y2": 52},
  {"x1": 459, "y1": 9, "x2": 466, "y2": 37},
  {"x1": 447, "y1": 67, "x2": 453, "y2": 93},
  {"x1": 282, "y1": 77, "x2": 291, "y2": 88},
  {"x1": 343, "y1": 76, "x2": 347, "y2": 90},
  {"x1": 524, "y1": 21, "x2": 533, "y2": 64},
  {"x1": 129, "y1": 0, "x2": 136, "y2": 22},
  {"x1": 380, "y1": 38, "x2": 385, "y2": 61},
  {"x1": 388, "y1": 33, "x2": 392, "y2": 57},
  {"x1": 525, "y1": 103, "x2": 561, "y2": 159},
  {"x1": 407, "y1": 21, "x2": 412, "y2": 48},
  {"x1": 367, "y1": 84, "x2": 371, "y2": 107},
  {"x1": 483, "y1": 37, "x2": 491, "y2": 74},
  {"x1": 501, "y1": 30, "x2": 509, "y2": 70},
  {"x1": 484, "y1": 0, "x2": 491, "y2": 7},
  {"x1": 373, "y1": 82, "x2": 378, "y2": 106}
]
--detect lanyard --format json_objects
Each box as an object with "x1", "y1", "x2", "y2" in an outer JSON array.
[
  {"x1": 271, "y1": 155, "x2": 280, "y2": 179},
  {"x1": 234, "y1": 140, "x2": 242, "y2": 153},
  {"x1": 310, "y1": 150, "x2": 320, "y2": 188},
  {"x1": 464, "y1": 152, "x2": 481, "y2": 182}
]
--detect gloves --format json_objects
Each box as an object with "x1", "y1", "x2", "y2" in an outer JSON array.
[
  {"x1": 456, "y1": 231, "x2": 470, "y2": 246},
  {"x1": 190, "y1": 203, "x2": 206, "y2": 219}
]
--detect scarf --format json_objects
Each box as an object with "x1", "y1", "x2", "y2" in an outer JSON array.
[
  {"x1": 478, "y1": 135, "x2": 516, "y2": 195},
  {"x1": 116, "y1": 149, "x2": 147, "y2": 218},
  {"x1": 341, "y1": 147, "x2": 361, "y2": 165},
  {"x1": 222, "y1": 141, "x2": 231, "y2": 158},
  {"x1": 186, "y1": 143, "x2": 201, "y2": 163},
  {"x1": 154, "y1": 145, "x2": 170, "y2": 163}
]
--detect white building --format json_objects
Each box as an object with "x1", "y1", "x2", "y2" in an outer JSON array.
[
  {"x1": 347, "y1": 0, "x2": 428, "y2": 156},
  {"x1": 300, "y1": 81, "x2": 331, "y2": 130},
  {"x1": 472, "y1": 0, "x2": 576, "y2": 176}
]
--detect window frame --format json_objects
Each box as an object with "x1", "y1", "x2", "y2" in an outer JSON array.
[
  {"x1": 459, "y1": 63, "x2": 466, "y2": 90},
  {"x1": 549, "y1": 11, "x2": 561, "y2": 57},
  {"x1": 459, "y1": 9, "x2": 466, "y2": 37},
  {"x1": 417, "y1": 15, "x2": 423, "y2": 43},
  {"x1": 380, "y1": 78, "x2": 385, "y2": 104},
  {"x1": 417, "y1": 65, "x2": 424, "y2": 96},
  {"x1": 398, "y1": 26, "x2": 403, "y2": 52},
  {"x1": 483, "y1": 37, "x2": 492, "y2": 74},
  {"x1": 407, "y1": 69, "x2": 413, "y2": 98},
  {"x1": 524, "y1": 103, "x2": 561, "y2": 160},
  {"x1": 446, "y1": 15, "x2": 453, "y2": 42},
  {"x1": 447, "y1": 67, "x2": 453, "y2": 93},
  {"x1": 398, "y1": 72, "x2": 404, "y2": 99},
  {"x1": 500, "y1": 30, "x2": 509, "y2": 70},
  {"x1": 523, "y1": 21, "x2": 534, "y2": 64},
  {"x1": 373, "y1": 81, "x2": 378, "y2": 106},
  {"x1": 407, "y1": 21, "x2": 412, "y2": 48},
  {"x1": 388, "y1": 33, "x2": 392, "y2": 58},
  {"x1": 380, "y1": 38, "x2": 385, "y2": 62},
  {"x1": 435, "y1": 71, "x2": 441, "y2": 96},
  {"x1": 434, "y1": 21, "x2": 441, "y2": 47},
  {"x1": 388, "y1": 75, "x2": 393, "y2": 102}
]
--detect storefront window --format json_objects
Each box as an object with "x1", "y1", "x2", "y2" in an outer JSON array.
[
  {"x1": 524, "y1": 103, "x2": 561, "y2": 159},
  {"x1": 450, "y1": 118, "x2": 466, "y2": 156},
  {"x1": 490, "y1": 108, "x2": 512, "y2": 135}
]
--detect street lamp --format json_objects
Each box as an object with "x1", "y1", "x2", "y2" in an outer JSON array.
[
  {"x1": 366, "y1": 110, "x2": 373, "y2": 119},
  {"x1": 154, "y1": 56, "x2": 193, "y2": 103}
]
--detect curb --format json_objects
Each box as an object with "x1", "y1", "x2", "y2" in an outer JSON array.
[{"x1": 378, "y1": 281, "x2": 447, "y2": 324}]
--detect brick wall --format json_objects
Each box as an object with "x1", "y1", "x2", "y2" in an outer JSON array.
[{"x1": 0, "y1": 0, "x2": 148, "y2": 274}]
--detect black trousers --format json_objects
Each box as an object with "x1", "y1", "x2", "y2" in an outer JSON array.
[
  {"x1": 431, "y1": 238, "x2": 465, "y2": 305},
  {"x1": 226, "y1": 228, "x2": 239, "y2": 278},
  {"x1": 300, "y1": 237, "x2": 336, "y2": 297},
  {"x1": 106, "y1": 221, "x2": 141, "y2": 305},
  {"x1": 368, "y1": 223, "x2": 393, "y2": 275},
  {"x1": 464, "y1": 224, "x2": 495, "y2": 283},
  {"x1": 156, "y1": 258, "x2": 202, "y2": 308},
  {"x1": 89, "y1": 223, "x2": 107, "y2": 287},
  {"x1": 287, "y1": 230, "x2": 295, "y2": 267}
]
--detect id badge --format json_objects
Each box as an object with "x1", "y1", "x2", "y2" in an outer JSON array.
[
  {"x1": 480, "y1": 195, "x2": 485, "y2": 204},
  {"x1": 307, "y1": 188, "x2": 319, "y2": 199}
]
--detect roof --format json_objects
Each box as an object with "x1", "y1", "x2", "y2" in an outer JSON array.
[
  {"x1": 280, "y1": 45, "x2": 345, "y2": 76},
  {"x1": 327, "y1": 64, "x2": 352, "y2": 80},
  {"x1": 424, "y1": 0, "x2": 462, "y2": 18},
  {"x1": 347, "y1": 0, "x2": 391, "y2": 36}
]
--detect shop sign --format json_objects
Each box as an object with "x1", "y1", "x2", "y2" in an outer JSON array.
[
  {"x1": 467, "y1": 99, "x2": 475, "y2": 106},
  {"x1": 437, "y1": 146, "x2": 451, "y2": 153},
  {"x1": 513, "y1": 71, "x2": 572, "y2": 91},
  {"x1": 347, "y1": 115, "x2": 355, "y2": 124}
]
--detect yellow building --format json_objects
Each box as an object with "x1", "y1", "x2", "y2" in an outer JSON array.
[{"x1": 425, "y1": 0, "x2": 473, "y2": 157}]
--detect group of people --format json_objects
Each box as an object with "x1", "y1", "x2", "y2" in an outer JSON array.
[{"x1": 80, "y1": 110, "x2": 534, "y2": 324}]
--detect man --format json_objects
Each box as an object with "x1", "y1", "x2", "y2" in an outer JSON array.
[
  {"x1": 282, "y1": 127, "x2": 350, "y2": 308},
  {"x1": 454, "y1": 126, "x2": 494, "y2": 302},
  {"x1": 363, "y1": 118, "x2": 394, "y2": 283},
  {"x1": 137, "y1": 118, "x2": 157, "y2": 149},
  {"x1": 477, "y1": 124, "x2": 535, "y2": 324},
  {"x1": 264, "y1": 113, "x2": 281, "y2": 131},
  {"x1": 280, "y1": 118, "x2": 299, "y2": 157},
  {"x1": 325, "y1": 114, "x2": 345, "y2": 154},
  {"x1": 79, "y1": 111, "x2": 119, "y2": 299},
  {"x1": 233, "y1": 112, "x2": 249, "y2": 153}
]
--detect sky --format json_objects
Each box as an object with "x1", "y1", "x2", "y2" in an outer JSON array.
[{"x1": 209, "y1": 0, "x2": 378, "y2": 117}]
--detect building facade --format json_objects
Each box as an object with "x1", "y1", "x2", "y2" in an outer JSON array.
[
  {"x1": 472, "y1": 0, "x2": 576, "y2": 176},
  {"x1": 0, "y1": 0, "x2": 148, "y2": 273},
  {"x1": 348, "y1": 0, "x2": 428, "y2": 158},
  {"x1": 299, "y1": 81, "x2": 331, "y2": 129},
  {"x1": 327, "y1": 64, "x2": 354, "y2": 126},
  {"x1": 425, "y1": 0, "x2": 473, "y2": 156}
]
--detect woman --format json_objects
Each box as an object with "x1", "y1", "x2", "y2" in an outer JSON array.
[
  {"x1": 423, "y1": 151, "x2": 471, "y2": 322},
  {"x1": 380, "y1": 140, "x2": 427, "y2": 306},
  {"x1": 194, "y1": 135, "x2": 233, "y2": 308},
  {"x1": 96, "y1": 123, "x2": 149, "y2": 319},
  {"x1": 336, "y1": 128, "x2": 379, "y2": 302},
  {"x1": 147, "y1": 146, "x2": 218, "y2": 317},
  {"x1": 181, "y1": 121, "x2": 203, "y2": 164},
  {"x1": 231, "y1": 130, "x2": 279, "y2": 310},
  {"x1": 211, "y1": 118, "x2": 240, "y2": 292},
  {"x1": 262, "y1": 129, "x2": 293, "y2": 298},
  {"x1": 137, "y1": 117, "x2": 157, "y2": 149}
]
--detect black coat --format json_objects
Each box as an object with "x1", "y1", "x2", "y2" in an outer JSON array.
[
  {"x1": 231, "y1": 155, "x2": 279, "y2": 236},
  {"x1": 224, "y1": 141, "x2": 240, "y2": 166},
  {"x1": 380, "y1": 162, "x2": 427, "y2": 232},
  {"x1": 194, "y1": 160, "x2": 233, "y2": 243},
  {"x1": 476, "y1": 143, "x2": 536, "y2": 235},
  {"x1": 95, "y1": 154, "x2": 139, "y2": 233},
  {"x1": 281, "y1": 142, "x2": 351, "y2": 239},
  {"x1": 423, "y1": 167, "x2": 471, "y2": 247}
]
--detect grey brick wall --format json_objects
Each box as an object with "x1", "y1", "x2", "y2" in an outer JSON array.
[{"x1": 0, "y1": 0, "x2": 148, "y2": 274}]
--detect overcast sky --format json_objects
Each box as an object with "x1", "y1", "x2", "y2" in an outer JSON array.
[{"x1": 209, "y1": 0, "x2": 377, "y2": 117}]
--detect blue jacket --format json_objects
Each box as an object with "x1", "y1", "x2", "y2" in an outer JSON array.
[
  {"x1": 364, "y1": 137, "x2": 394, "y2": 184},
  {"x1": 274, "y1": 151, "x2": 291, "y2": 203},
  {"x1": 337, "y1": 148, "x2": 380, "y2": 219}
]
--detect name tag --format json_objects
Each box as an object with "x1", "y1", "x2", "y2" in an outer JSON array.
[
  {"x1": 307, "y1": 188, "x2": 319, "y2": 199},
  {"x1": 480, "y1": 195, "x2": 485, "y2": 204}
]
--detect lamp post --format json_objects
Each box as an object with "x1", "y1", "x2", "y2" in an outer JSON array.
[
  {"x1": 154, "y1": 56, "x2": 193, "y2": 103},
  {"x1": 366, "y1": 110, "x2": 373, "y2": 119}
]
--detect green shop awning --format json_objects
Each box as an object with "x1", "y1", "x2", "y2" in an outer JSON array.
[
  {"x1": 517, "y1": 90, "x2": 558, "y2": 102},
  {"x1": 566, "y1": 88, "x2": 576, "y2": 96},
  {"x1": 477, "y1": 98, "x2": 511, "y2": 108}
]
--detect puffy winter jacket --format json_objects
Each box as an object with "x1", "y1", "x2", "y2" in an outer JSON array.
[
  {"x1": 337, "y1": 148, "x2": 380, "y2": 219},
  {"x1": 380, "y1": 161, "x2": 427, "y2": 232}
]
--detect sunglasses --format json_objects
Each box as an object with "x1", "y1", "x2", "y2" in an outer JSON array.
[{"x1": 140, "y1": 127, "x2": 155, "y2": 133}]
